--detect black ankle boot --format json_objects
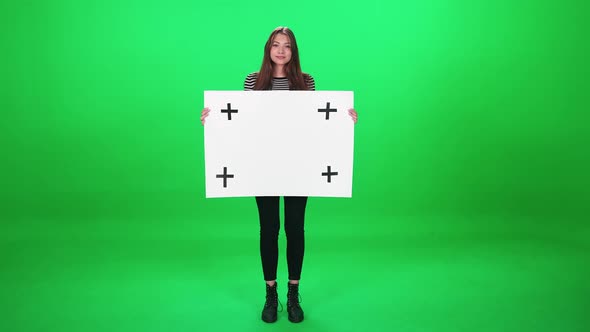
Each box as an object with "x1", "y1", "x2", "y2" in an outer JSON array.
[
  {"x1": 261, "y1": 283, "x2": 279, "y2": 323},
  {"x1": 287, "y1": 282, "x2": 304, "y2": 323}
]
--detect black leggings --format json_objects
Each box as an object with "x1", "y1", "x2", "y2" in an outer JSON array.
[{"x1": 255, "y1": 196, "x2": 308, "y2": 281}]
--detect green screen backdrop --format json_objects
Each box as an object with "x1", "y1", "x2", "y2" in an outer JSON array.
[{"x1": 2, "y1": 0, "x2": 589, "y2": 331}]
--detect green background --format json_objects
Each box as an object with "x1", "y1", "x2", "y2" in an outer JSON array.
[{"x1": 2, "y1": 0, "x2": 589, "y2": 331}]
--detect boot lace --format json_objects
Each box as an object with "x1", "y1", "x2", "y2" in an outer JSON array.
[
  {"x1": 265, "y1": 285, "x2": 284, "y2": 312},
  {"x1": 287, "y1": 287, "x2": 303, "y2": 308}
]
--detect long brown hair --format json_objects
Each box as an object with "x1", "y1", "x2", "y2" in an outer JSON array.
[{"x1": 254, "y1": 27, "x2": 311, "y2": 90}]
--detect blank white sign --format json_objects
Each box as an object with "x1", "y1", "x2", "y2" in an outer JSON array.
[{"x1": 204, "y1": 91, "x2": 354, "y2": 198}]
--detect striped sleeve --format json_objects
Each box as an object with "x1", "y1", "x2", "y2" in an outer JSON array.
[
  {"x1": 244, "y1": 72, "x2": 257, "y2": 91},
  {"x1": 304, "y1": 74, "x2": 315, "y2": 91}
]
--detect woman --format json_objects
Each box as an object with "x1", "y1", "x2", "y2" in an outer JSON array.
[{"x1": 201, "y1": 26, "x2": 358, "y2": 323}]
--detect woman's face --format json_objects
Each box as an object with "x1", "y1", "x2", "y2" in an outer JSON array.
[{"x1": 270, "y1": 33, "x2": 292, "y2": 66}]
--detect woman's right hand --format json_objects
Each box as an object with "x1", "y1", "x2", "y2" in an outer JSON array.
[{"x1": 201, "y1": 107, "x2": 210, "y2": 125}]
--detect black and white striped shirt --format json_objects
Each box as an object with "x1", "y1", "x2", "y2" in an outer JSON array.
[{"x1": 244, "y1": 72, "x2": 316, "y2": 91}]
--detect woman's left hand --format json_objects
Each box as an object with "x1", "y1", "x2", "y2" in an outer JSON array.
[{"x1": 348, "y1": 108, "x2": 358, "y2": 124}]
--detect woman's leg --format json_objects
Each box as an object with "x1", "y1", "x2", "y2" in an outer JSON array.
[
  {"x1": 256, "y1": 196, "x2": 280, "y2": 283},
  {"x1": 284, "y1": 196, "x2": 308, "y2": 282}
]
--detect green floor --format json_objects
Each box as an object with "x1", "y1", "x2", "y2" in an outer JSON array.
[{"x1": 2, "y1": 212, "x2": 588, "y2": 332}]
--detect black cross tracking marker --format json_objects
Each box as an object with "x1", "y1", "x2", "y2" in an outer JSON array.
[
  {"x1": 318, "y1": 102, "x2": 338, "y2": 120},
  {"x1": 216, "y1": 167, "x2": 234, "y2": 188},
  {"x1": 221, "y1": 103, "x2": 238, "y2": 120},
  {"x1": 321, "y1": 166, "x2": 339, "y2": 183}
]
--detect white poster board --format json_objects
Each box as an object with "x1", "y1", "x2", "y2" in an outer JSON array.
[{"x1": 204, "y1": 91, "x2": 354, "y2": 198}]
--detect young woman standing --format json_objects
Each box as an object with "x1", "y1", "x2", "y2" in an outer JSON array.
[{"x1": 201, "y1": 26, "x2": 358, "y2": 323}]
